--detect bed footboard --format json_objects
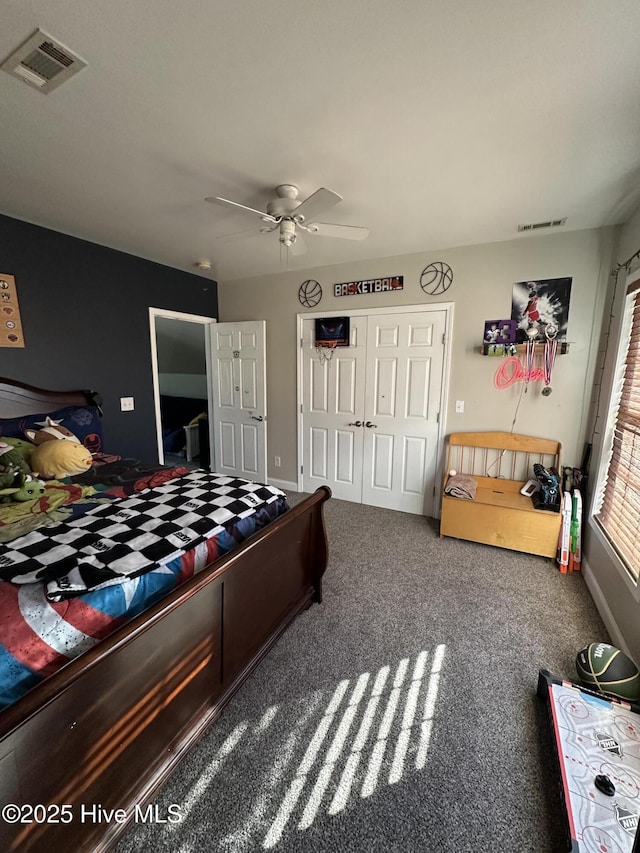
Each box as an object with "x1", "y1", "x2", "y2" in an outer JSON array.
[{"x1": 0, "y1": 486, "x2": 331, "y2": 853}]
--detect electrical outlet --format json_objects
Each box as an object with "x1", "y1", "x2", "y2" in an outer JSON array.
[
  {"x1": 274, "y1": 456, "x2": 281, "y2": 467},
  {"x1": 455, "y1": 400, "x2": 464, "y2": 413},
  {"x1": 120, "y1": 396, "x2": 135, "y2": 411}
]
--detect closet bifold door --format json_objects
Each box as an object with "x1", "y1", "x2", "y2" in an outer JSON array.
[
  {"x1": 361, "y1": 310, "x2": 446, "y2": 515},
  {"x1": 301, "y1": 316, "x2": 367, "y2": 503},
  {"x1": 301, "y1": 309, "x2": 446, "y2": 516}
]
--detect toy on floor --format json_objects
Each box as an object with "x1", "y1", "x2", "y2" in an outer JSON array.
[
  {"x1": 539, "y1": 669, "x2": 640, "y2": 853},
  {"x1": 576, "y1": 642, "x2": 640, "y2": 702}
]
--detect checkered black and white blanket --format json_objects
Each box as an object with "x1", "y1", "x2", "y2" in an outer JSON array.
[{"x1": 0, "y1": 473, "x2": 286, "y2": 600}]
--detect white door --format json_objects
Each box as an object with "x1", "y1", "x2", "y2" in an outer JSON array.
[
  {"x1": 362, "y1": 311, "x2": 446, "y2": 515},
  {"x1": 301, "y1": 317, "x2": 368, "y2": 501},
  {"x1": 209, "y1": 321, "x2": 267, "y2": 481},
  {"x1": 301, "y1": 309, "x2": 447, "y2": 515}
]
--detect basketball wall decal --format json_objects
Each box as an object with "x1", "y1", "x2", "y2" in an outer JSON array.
[
  {"x1": 298, "y1": 279, "x2": 322, "y2": 307},
  {"x1": 420, "y1": 262, "x2": 453, "y2": 295},
  {"x1": 576, "y1": 642, "x2": 640, "y2": 702}
]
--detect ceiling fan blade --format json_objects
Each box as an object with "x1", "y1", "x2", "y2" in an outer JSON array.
[
  {"x1": 293, "y1": 188, "x2": 342, "y2": 223},
  {"x1": 213, "y1": 227, "x2": 261, "y2": 241},
  {"x1": 205, "y1": 196, "x2": 278, "y2": 223},
  {"x1": 308, "y1": 222, "x2": 370, "y2": 241},
  {"x1": 289, "y1": 234, "x2": 307, "y2": 255}
]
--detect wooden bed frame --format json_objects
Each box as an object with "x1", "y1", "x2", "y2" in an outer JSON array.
[{"x1": 0, "y1": 378, "x2": 331, "y2": 852}]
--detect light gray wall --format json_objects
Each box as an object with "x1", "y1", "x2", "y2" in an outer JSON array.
[
  {"x1": 155, "y1": 317, "x2": 207, "y2": 375},
  {"x1": 158, "y1": 373, "x2": 208, "y2": 399},
  {"x1": 583, "y1": 206, "x2": 640, "y2": 662},
  {"x1": 217, "y1": 227, "x2": 614, "y2": 487}
]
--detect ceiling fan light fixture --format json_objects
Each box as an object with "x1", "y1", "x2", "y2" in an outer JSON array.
[{"x1": 279, "y1": 219, "x2": 297, "y2": 247}]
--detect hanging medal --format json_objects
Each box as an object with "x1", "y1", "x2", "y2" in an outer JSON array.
[
  {"x1": 542, "y1": 323, "x2": 558, "y2": 396},
  {"x1": 525, "y1": 328, "x2": 537, "y2": 392}
]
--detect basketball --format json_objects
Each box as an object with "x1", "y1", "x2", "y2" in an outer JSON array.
[
  {"x1": 576, "y1": 643, "x2": 640, "y2": 703},
  {"x1": 420, "y1": 262, "x2": 453, "y2": 295}
]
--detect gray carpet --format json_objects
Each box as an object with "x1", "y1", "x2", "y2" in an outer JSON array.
[{"x1": 114, "y1": 494, "x2": 608, "y2": 852}]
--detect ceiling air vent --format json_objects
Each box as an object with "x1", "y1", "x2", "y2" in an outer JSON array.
[
  {"x1": 1, "y1": 29, "x2": 87, "y2": 93},
  {"x1": 517, "y1": 218, "x2": 567, "y2": 233}
]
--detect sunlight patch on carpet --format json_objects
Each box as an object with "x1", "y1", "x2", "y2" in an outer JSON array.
[{"x1": 262, "y1": 645, "x2": 446, "y2": 848}]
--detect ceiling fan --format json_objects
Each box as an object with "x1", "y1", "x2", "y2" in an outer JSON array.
[{"x1": 205, "y1": 184, "x2": 369, "y2": 254}]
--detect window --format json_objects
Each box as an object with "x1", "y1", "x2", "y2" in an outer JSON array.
[{"x1": 594, "y1": 275, "x2": 640, "y2": 581}]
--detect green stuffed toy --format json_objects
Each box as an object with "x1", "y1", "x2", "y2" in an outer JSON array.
[
  {"x1": 0, "y1": 468, "x2": 45, "y2": 503},
  {"x1": 0, "y1": 441, "x2": 31, "y2": 476},
  {"x1": 1, "y1": 436, "x2": 35, "y2": 466}
]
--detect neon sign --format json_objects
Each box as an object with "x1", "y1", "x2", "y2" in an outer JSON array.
[{"x1": 494, "y1": 356, "x2": 545, "y2": 390}]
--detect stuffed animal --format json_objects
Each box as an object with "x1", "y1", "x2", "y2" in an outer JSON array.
[
  {"x1": 0, "y1": 466, "x2": 20, "y2": 492},
  {"x1": 1, "y1": 436, "x2": 35, "y2": 466},
  {"x1": 0, "y1": 441, "x2": 31, "y2": 476},
  {"x1": 30, "y1": 440, "x2": 93, "y2": 479},
  {"x1": 24, "y1": 417, "x2": 81, "y2": 445},
  {"x1": 0, "y1": 469, "x2": 45, "y2": 503}
]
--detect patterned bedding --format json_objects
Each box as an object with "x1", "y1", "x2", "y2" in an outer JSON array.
[
  {"x1": 0, "y1": 464, "x2": 289, "y2": 709},
  {"x1": 0, "y1": 456, "x2": 188, "y2": 543},
  {"x1": 0, "y1": 472, "x2": 287, "y2": 598}
]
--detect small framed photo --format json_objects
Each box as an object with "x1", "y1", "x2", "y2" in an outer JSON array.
[
  {"x1": 483, "y1": 320, "x2": 502, "y2": 344},
  {"x1": 498, "y1": 319, "x2": 517, "y2": 343},
  {"x1": 486, "y1": 343, "x2": 505, "y2": 357},
  {"x1": 483, "y1": 319, "x2": 516, "y2": 345}
]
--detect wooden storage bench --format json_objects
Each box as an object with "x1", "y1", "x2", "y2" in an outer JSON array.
[{"x1": 440, "y1": 431, "x2": 562, "y2": 558}]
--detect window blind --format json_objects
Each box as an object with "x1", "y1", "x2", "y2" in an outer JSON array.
[{"x1": 595, "y1": 281, "x2": 640, "y2": 581}]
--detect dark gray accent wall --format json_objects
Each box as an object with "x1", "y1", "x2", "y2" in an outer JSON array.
[{"x1": 0, "y1": 213, "x2": 218, "y2": 459}]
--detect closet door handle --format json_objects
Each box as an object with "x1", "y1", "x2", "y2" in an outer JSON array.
[
  {"x1": 348, "y1": 421, "x2": 363, "y2": 427},
  {"x1": 250, "y1": 415, "x2": 264, "y2": 422},
  {"x1": 364, "y1": 421, "x2": 377, "y2": 429}
]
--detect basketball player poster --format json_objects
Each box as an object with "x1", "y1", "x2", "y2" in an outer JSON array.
[{"x1": 511, "y1": 277, "x2": 572, "y2": 343}]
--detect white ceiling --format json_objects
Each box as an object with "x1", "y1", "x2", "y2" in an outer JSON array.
[{"x1": 2, "y1": 1, "x2": 640, "y2": 283}]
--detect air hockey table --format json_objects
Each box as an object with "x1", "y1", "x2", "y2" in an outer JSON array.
[{"x1": 538, "y1": 669, "x2": 640, "y2": 853}]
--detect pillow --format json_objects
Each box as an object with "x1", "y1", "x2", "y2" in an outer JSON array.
[{"x1": 0, "y1": 405, "x2": 104, "y2": 454}]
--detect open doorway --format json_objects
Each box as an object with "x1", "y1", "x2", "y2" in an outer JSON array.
[{"x1": 149, "y1": 308, "x2": 215, "y2": 468}]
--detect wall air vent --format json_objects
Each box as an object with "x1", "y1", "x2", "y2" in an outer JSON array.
[
  {"x1": 1, "y1": 29, "x2": 87, "y2": 93},
  {"x1": 517, "y1": 218, "x2": 567, "y2": 233}
]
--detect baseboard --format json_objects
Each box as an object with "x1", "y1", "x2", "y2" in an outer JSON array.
[
  {"x1": 582, "y1": 558, "x2": 632, "y2": 656},
  {"x1": 267, "y1": 477, "x2": 299, "y2": 492}
]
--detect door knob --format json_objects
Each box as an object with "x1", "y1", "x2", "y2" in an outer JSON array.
[
  {"x1": 365, "y1": 421, "x2": 377, "y2": 428},
  {"x1": 250, "y1": 415, "x2": 264, "y2": 422},
  {"x1": 348, "y1": 420, "x2": 363, "y2": 427}
]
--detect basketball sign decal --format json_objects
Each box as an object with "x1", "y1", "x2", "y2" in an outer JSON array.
[{"x1": 420, "y1": 262, "x2": 453, "y2": 296}]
